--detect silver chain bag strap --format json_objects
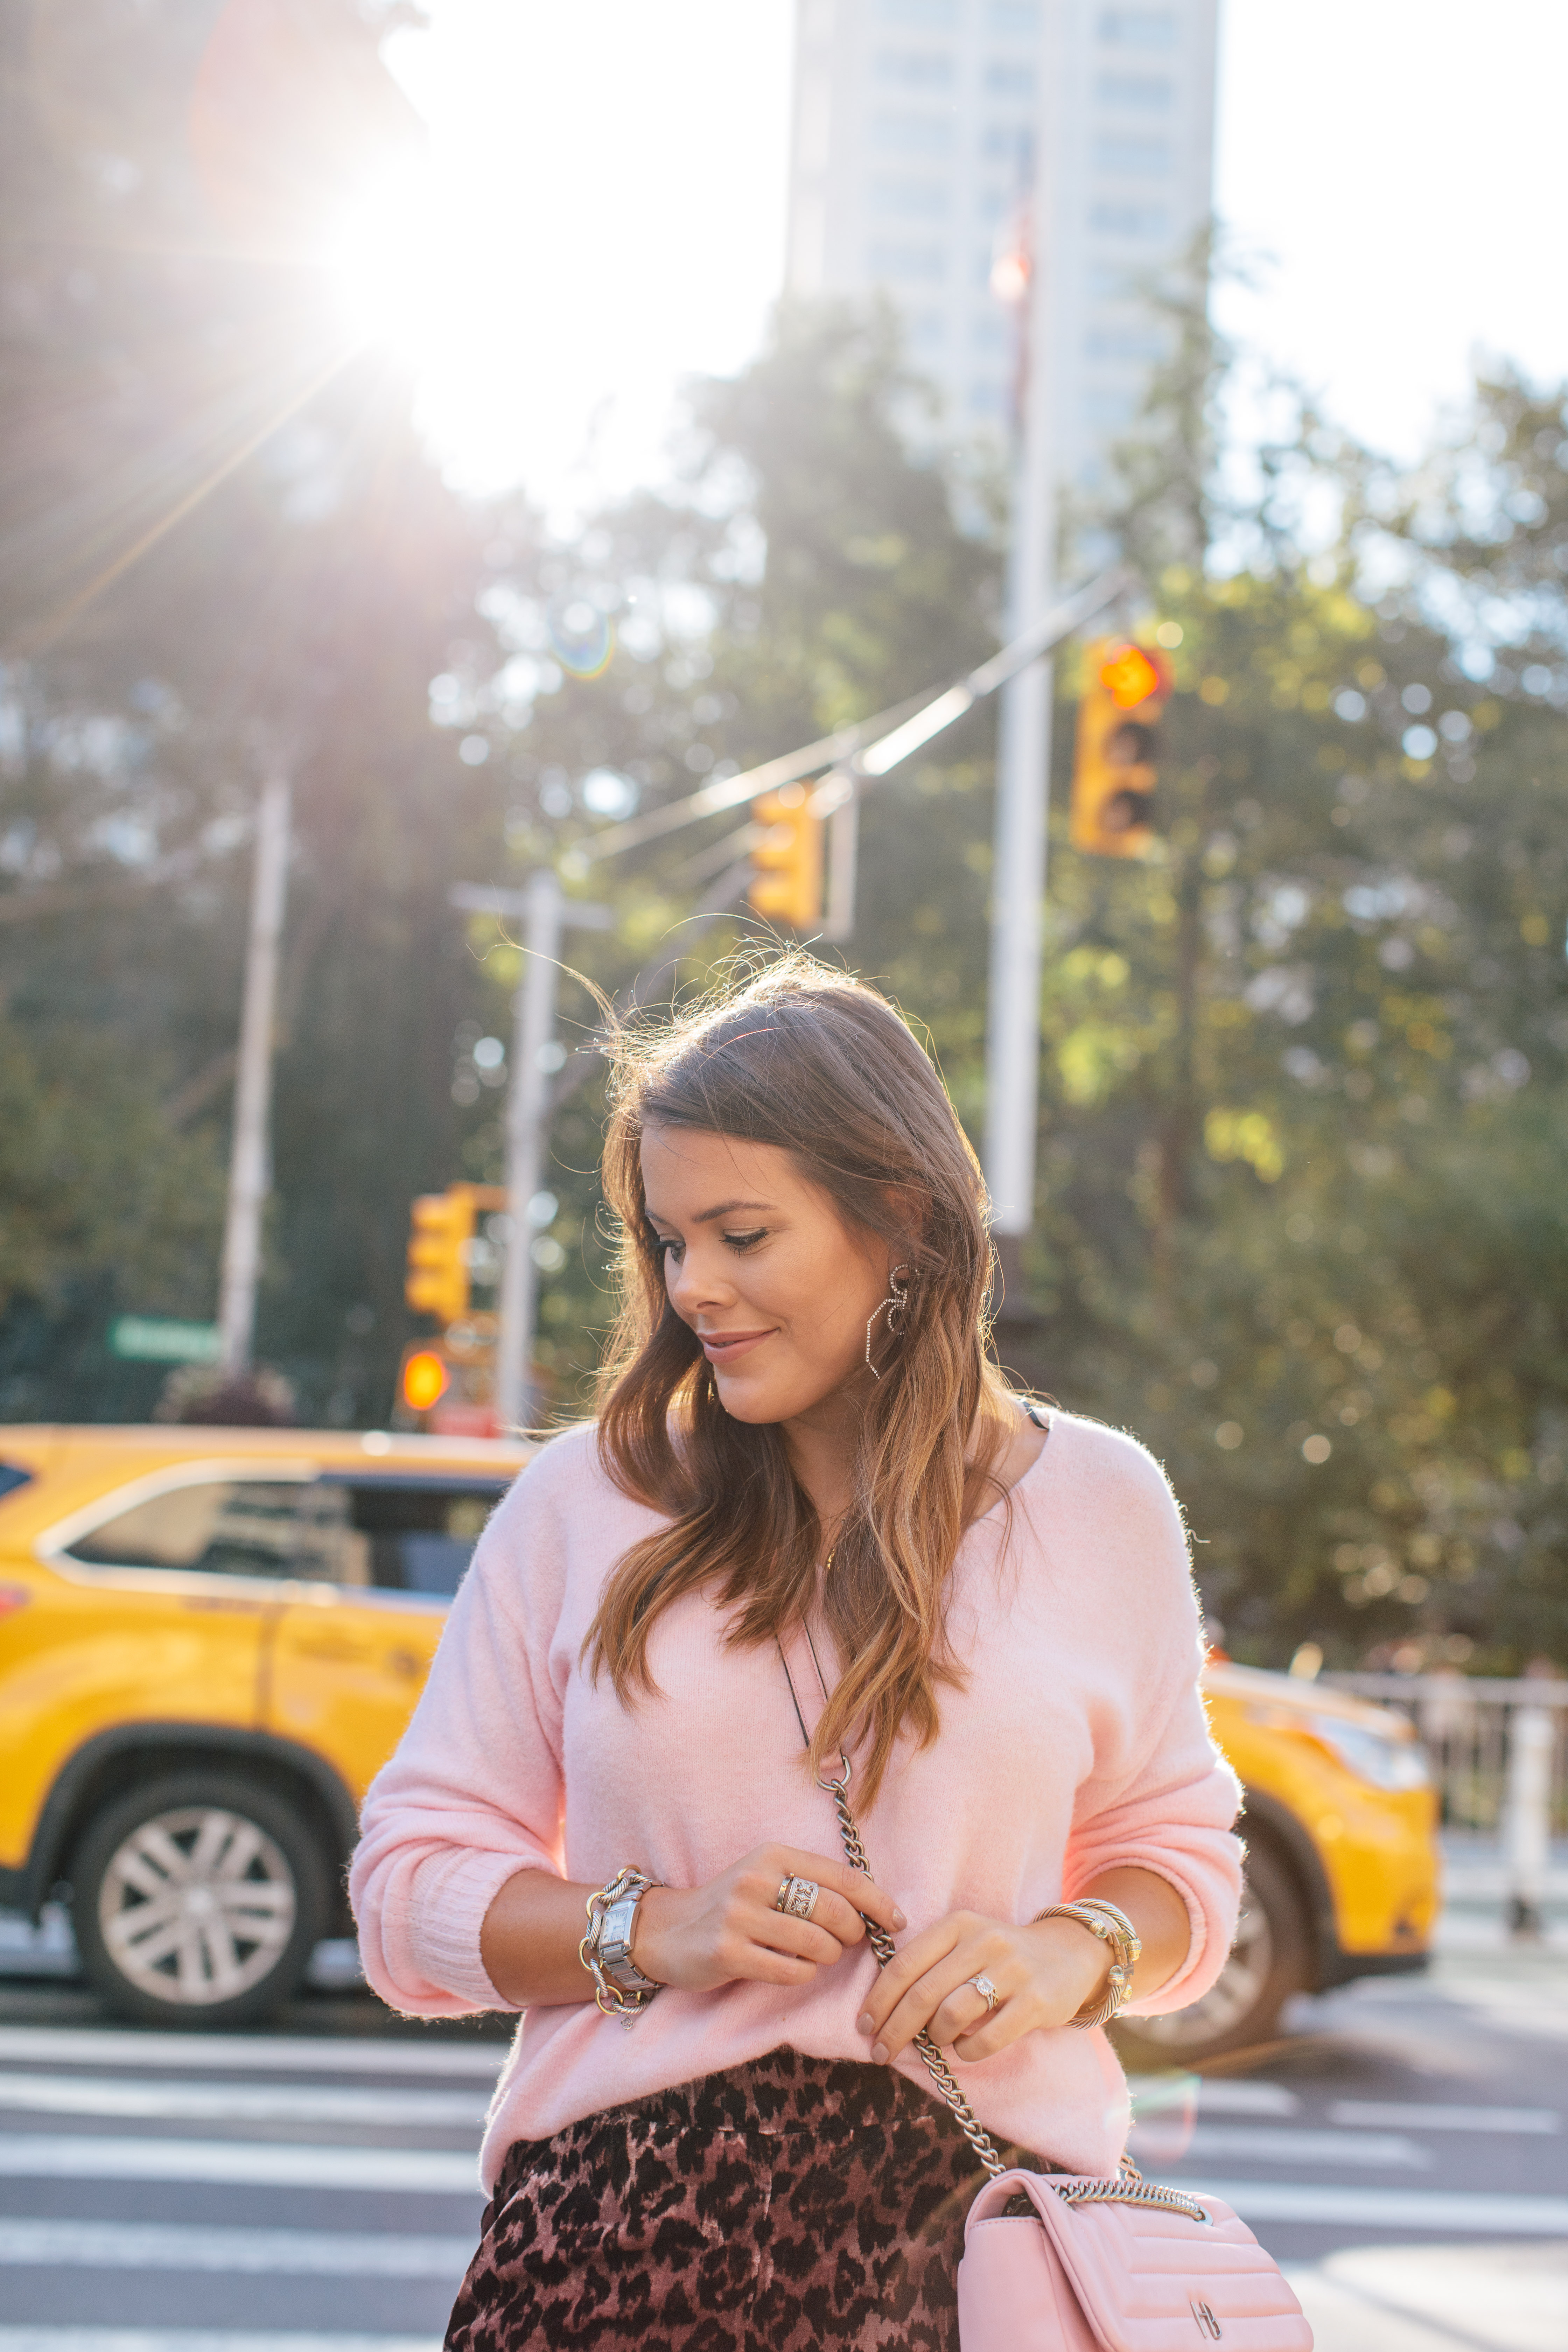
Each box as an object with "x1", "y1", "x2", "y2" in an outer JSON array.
[{"x1": 777, "y1": 1629, "x2": 1203, "y2": 2223}]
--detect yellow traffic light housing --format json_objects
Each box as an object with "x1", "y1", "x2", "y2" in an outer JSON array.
[
  {"x1": 1070, "y1": 638, "x2": 1172, "y2": 857},
  {"x1": 748, "y1": 784, "x2": 824, "y2": 929},
  {"x1": 405, "y1": 1188, "x2": 476, "y2": 1326}
]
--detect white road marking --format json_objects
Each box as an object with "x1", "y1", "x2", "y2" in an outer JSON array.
[
  {"x1": 0, "y1": 2336, "x2": 440, "y2": 2352},
  {"x1": 0, "y1": 2135, "x2": 481, "y2": 2195},
  {"x1": 0, "y1": 2029, "x2": 506, "y2": 2079},
  {"x1": 1128, "y1": 2076, "x2": 1300, "y2": 2117},
  {"x1": 1329, "y1": 2100, "x2": 1561, "y2": 2135},
  {"x1": 0, "y1": 2220, "x2": 474, "y2": 2278},
  {"x1": 1185, "y1": 2179, "x2": 1568, "y2": 2234},
  {"x1": 1172, "y1": 2125, "x2": 1431, "y2": 2169},
  {"x1": 0, "y1": 2074, "x2": 486, "y2": 2129}
]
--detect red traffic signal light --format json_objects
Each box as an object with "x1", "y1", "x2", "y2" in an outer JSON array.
[
  {"x1": 401, "y1": 1348, "x2": 450, "y2": 1413},
  {"x1": 1070, "y1": 638, "x2": 1173, "y2": 858}
]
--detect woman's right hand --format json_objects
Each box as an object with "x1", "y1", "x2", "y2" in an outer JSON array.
[{"x1": 634, "y1": 1845, "x2": 905, "y2": 1993}]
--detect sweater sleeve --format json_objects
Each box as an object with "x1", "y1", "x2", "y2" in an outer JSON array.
[
  {"x1": 1057, "y1": 1429, "x2": 1243, "y2": 2017},
  {"x1": 349, "y1": 1460, "x2": 569, "y2": 2018}
]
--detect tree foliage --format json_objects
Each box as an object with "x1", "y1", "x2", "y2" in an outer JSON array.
[{"x1": 0, "y1": 9, "x2": 1563, "y2": 1671}]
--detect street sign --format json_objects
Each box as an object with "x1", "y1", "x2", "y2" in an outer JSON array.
[{"x1": 108, "y1": 1317, "x2": 223, "y2": 1365}]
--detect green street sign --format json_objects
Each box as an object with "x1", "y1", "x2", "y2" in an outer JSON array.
[{"x1": 108, "y1": 1317, "x2": 223, "y2": 1365}]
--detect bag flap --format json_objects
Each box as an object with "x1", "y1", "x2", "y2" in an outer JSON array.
[{"x1": 966, "y1": 2171, "x2": 1313, "y2": 2352}]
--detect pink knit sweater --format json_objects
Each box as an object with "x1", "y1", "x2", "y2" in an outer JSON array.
[{"x1": 351, "y1": 1412, "x2": 1241, "y2": 2188}]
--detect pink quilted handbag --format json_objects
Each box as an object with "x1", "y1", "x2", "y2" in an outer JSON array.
[
  {"x1": 957, "y1": 2165, "x2": 1313, "y2": 2350},
  {"x1": 780, "y1": 1640, "x2": 1313, "y2": 2351}
]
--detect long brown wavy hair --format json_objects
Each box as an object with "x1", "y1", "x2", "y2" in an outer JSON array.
[{"x1": 586, "y1": 952, "x2": 1023, "y2": 1806}]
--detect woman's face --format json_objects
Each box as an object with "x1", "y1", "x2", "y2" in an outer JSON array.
[{"x1": 639, "y1": 1124, "x2": 894, "y2": 1428}]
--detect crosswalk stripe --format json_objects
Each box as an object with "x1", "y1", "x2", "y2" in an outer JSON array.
[
  {"x1": 0, "y1": 2136, "x2": 481, "y2": 2195},
  {"x1": 0, "y1": 2220, "x2": 474, "y2": 2278},
  {"x1": 1181, "y1": 2178, "x2": 1568, "y2": 2234},
  {"x1": 0, "y1": 2075, "x2": 488, "y2": 2129},
  {"x1": 0, "y1": 2029, "x2": 505, "y2": 2079},
  {"x1": 0, "y1": 2334, "x2": 441, "y2": 2352},
  {"x1": 1160, "y1": 2125, "x2": 1430, "y2": 2169}
]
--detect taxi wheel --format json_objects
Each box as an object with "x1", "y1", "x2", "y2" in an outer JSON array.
[
  {"x1": 71, "y1": 1772, "x2": 330, "y2": 2027},
  {"x1": 1110, "y1": 1841, "x2": 1308, "y2": 2069}
]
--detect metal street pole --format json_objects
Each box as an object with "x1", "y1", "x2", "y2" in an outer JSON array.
[
  {"x1": 218, "y1": 769, "x2": 291, "y2": 1375},
  {"x1": 450, "y1": 878, "x2": 612, "y2": 1432},
  {"x1": 496, "y1": 870, "x2": 561, "y2": 1432},
  {"x1": 983, "y1": 25, "x2": 1067, "y2": 1297}
]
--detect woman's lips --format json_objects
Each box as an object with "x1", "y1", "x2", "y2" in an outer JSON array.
[{"x1": 699, "y1": 1329, "x2": 774, "y2": 1365}]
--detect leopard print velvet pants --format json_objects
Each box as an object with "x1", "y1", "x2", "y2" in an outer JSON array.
[{"x1": 445, "y1": 2047, "x2": 1047, "y2": 2352}]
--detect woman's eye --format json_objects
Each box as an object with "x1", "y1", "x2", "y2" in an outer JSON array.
[
  {"x1": 723, "y1": 1228, "x2": 767, "y2": 1252},
  {"x1": 651, "y1": 1235, "x2": 681, "y2": 1261}
]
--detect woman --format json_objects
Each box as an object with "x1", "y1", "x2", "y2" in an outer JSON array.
[{"x1": 352, "y1": 955, "x2": 1242, "y2": 2352}]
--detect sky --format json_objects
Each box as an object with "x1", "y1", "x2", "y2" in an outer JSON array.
[{"x1": 376, "y1": 0, "x2": 1568, "y2": 508}]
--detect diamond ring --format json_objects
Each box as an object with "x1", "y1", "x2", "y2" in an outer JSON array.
[
  {"x1": 969, "y1": 1973, "x2": 999, "y2": 2012},
  {"x1": 776, "y1": 1876, "x2": 821, "y2": 1921}
]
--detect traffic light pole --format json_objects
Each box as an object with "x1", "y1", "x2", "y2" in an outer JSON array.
[
  {"x1": 218, "y1": 768, "x2": 290, "y2": 1375},
  {"x1": 451, "y1": 876, "x2": 611, "y2": 1431}
]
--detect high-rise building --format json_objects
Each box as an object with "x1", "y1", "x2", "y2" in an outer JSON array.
[{"x1": 786, "y1": 0, "x2": 1219, "y2": 490}]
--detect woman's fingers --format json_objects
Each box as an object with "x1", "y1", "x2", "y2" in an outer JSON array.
[
  {"x1": 744, "y1": 1846, "x2": 905, "y2": 1941},
  {"x1": 857, "y1": 1916, "x2": 964, "y2": 2040},
  {"x1": 873, "y1": 1944, "x2": 997, "y2": 2063}
]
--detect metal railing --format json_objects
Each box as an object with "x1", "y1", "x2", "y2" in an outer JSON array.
[
  {"x1": 1325, "y1": 1671, "x2": 1568, "y2": 1932},
  {"x1": 1325, "y1": 1673, "x2": 1568, "y2": 1833}
]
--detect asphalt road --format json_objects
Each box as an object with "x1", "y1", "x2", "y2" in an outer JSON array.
[{"x1": 0, "y1": 1930, "x2": 1563, "y2": 2352}]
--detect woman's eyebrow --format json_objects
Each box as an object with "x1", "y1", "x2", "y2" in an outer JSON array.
[{"x1": 645, "y1": 1198, "x2": 774, "y2": 1227}]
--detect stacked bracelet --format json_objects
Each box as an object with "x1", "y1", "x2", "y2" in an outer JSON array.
[
  {"x1": 580, "y1": 1865, "x2": 664, "y2": 2023},
  {"x1": 1033, "y1": 1898, "x2": 1142, "y2": 2029}
]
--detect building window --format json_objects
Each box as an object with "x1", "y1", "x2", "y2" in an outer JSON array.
[
  {"x1": 1083, "y1": 384, "x2": 1140, "y2": 426},
  {"x1": 878, "y1": 0, "x2": 959, "y2": 26},
  {"x1": 873, "y1": 110, "x2": 955, "y2": 156},
  {"x1": 980, "y1": 121, "x2": 1035, "y2": 167},
  {"x1": 1084, "y1": 325, "x2": 1168, "y2": 362},
  {"x1": 867, "y1": 239, "x2": 948, "y2": 281},
  {"x1": 869, "y1": 175, "x2": 952, "y2": 219},
  {"x1": 970, "y1": 377, "x2": 1010, "y2": 419},
  {"x1": 1093, "y1": 134, "x2": 1172, "y2": 176},
  {"x1": 1097, "y1": 9, "x2": 1177, "y2": 49},
  {"x1": 984, "y1": 57, "x2": 1036, "y2": 96},
  {"x1": 1097, "y1": 70, "x2": 1173, "y2": 108},
  {"x1": 874, "y1": 48, "x2": 956, "y2": 89},
  {"x1": 1088, "y1": 198, "x2": 1170, "y2": 237}
]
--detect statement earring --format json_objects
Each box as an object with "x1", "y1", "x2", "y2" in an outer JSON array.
[{"x1": 865, "y1": 1264, "x2": 911, "y2": 1379}]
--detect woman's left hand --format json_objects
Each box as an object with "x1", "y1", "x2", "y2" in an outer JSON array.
[{"x1": 856, "y1": 1911, "x2": 1111, "y2": 2066}]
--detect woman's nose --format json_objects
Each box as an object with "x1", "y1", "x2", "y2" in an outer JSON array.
[{"x1": 667, "y1": 1245, "x2": 735, "y2": 1315}]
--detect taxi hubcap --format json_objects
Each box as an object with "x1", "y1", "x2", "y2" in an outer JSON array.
[
  {"x1": 98, "y1": 1806, "x2": 296, "y2": 2005},
  {"x1": 1127, "y1": 1880, "x2": 1275, "y2": 2048}
]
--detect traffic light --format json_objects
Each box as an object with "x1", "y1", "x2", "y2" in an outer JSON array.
[
  {"x1": 748, "y1": 784, "x2": 824, "y2": 929},
  {"x1": 405, "y1": 1188, "x2": 475, "y2": 1326},
  {"x1": 1070, "y1": 638, "x2": 1172, "y2": 857},
  {"x1": 400, "y1": 1348, "x2": 450, "y2": 1414}
]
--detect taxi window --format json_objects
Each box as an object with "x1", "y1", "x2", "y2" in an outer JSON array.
[
  {"x1": 63, "y1": 1479, "x2": 370, "y2": 1586},
  {"x1": 338, "y1": 1480, "x2": 505, "y2": 1596}
]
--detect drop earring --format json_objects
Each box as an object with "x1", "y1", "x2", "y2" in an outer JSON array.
[{"x1": 865, "y1": 1263, "x2": 911, "y2": 1379}]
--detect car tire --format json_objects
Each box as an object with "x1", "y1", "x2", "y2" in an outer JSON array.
[
  {"x1": 1111, "y1": 1839, "x2": 1309, "y2": 2069},
  {"x1": 71, "y1": 1771, "x2": 330, "y2": 2028}
]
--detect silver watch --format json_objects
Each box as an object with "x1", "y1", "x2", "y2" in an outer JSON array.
[{"x1": 597, "y1": 1890, "x2": 661, "y2": 1997}]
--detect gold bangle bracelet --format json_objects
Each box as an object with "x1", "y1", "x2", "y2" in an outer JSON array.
[{"x1": 1032, "y1": 1900, "x2": 1140, "y2": 2028}]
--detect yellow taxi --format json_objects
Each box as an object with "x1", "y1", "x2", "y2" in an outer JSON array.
[
  {"x1": 1115, "y1": 1659, "x2": 1440, "y2": 2066},
  {"x1": 0, "y1": 1427, "x2": 1440, "y2": 2045},
  {"x1": 0, "y1": 1422, "x2": 528, "y2": 2025}
]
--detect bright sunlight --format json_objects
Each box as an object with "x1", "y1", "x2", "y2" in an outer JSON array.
[{"x1": 324, "y1": 0, "x2": 793, "y2": 512}]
